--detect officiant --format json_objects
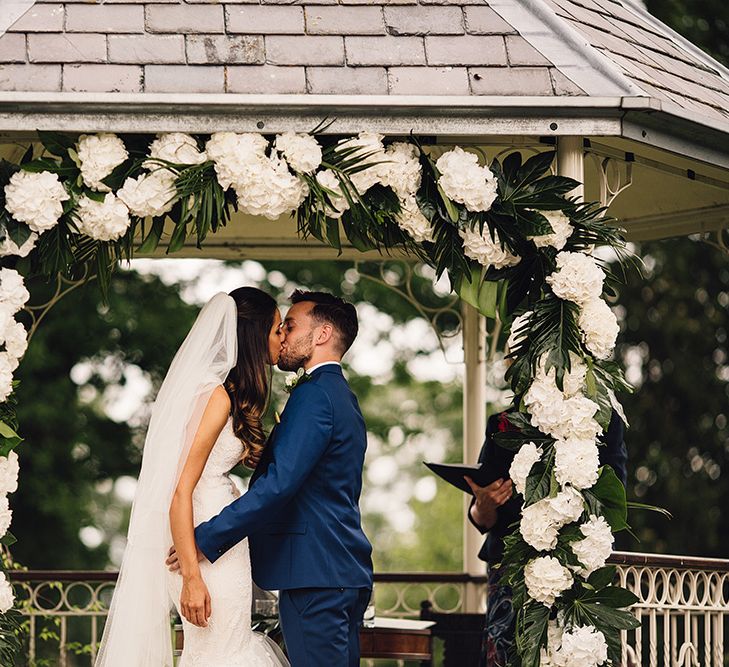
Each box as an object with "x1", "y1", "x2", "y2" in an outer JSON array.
[{"x1": 466, "y1": 409, "x2": 628, "y2": 667}]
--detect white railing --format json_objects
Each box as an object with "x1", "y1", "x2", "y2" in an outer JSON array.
[
  {"x1": 8, "y1": 552, "x2": 729, "y2": 666},
  {"x1": 612, "y1": 552, "x2": 729, "y2": 667}
]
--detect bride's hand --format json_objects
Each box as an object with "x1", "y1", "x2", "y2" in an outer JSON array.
[{"x1": 180, "y1": 575, "x2": 212, "y2": 628}]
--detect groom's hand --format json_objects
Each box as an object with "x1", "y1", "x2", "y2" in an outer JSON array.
[{"x1": 166, "y1": 545, "x2": 206, "y2": 572}]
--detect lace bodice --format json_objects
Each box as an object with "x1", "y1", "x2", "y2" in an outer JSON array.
[{"x1": 199, "y1": 417, "x2": 244, "y2": 481}]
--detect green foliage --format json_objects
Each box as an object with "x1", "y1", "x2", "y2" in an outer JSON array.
[
  {"x1": 10, "y1": 270, "x2": 198, "y2": 568},
  {"x1": 584, "y1": 466, "x2": 629, "y2": 533}
]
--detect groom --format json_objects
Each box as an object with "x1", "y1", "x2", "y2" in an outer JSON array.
[{"x1": 196, "y1": 290, "x2": 373, "y2": 666}]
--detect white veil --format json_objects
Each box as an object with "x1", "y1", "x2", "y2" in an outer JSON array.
[{"x1": 95, "y1": 292, "x2": 238, "y2": 667}]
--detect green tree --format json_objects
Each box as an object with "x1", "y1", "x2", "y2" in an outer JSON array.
[
  {"x1": 12, "y1": 271, "x2": 197, "y2": 568},
  {"x1": 645, "y1": 0, "x2": 729, "y2": 64},
  {"x1": 615, "y1": 238, "x2": 729, "y2": 556}
]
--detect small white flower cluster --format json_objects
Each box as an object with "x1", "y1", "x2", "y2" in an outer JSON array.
[
  {"x1": 524, "y1": 356, "x2": 600, "y2": 442},
  {"x1": 459, "y1": 227, "x2": 520, "y2": 270},
  {"x1": 77, "y1": 133, "x2": 128, "y2": 192},
  {"x1": 0, "y1": 268, "x2": 29, "y2": 401},
  {"x1": 525, "y1": 556, "x2": 573, "y2": 606},
  {"x1": 520, "y1": 486, "x2": 584, "y2": 551},
  {"x1": 541, "y1": 623, "x2": 609, "y2": 666},
  {"x1": 436, "y1": 147, "x2": 498, "y2": 213},
  {"x1": 529, "y1": 210, "x2": 573, "y2": 251},
  {"x1": 509, "y1": 442, "x2": 542, "y2": 496},
  {"x1": 546, "y1": 251, "x2": 619, "y2": 360},
  {"x1": 381, "y1": 142, "x2": 433, "y2": 243},
  {"x1": 570, "y1": 514, "x2": 614, "y2": 575},
  {"x1": 3, "y1": 170, "x2": 69, "y2": 252},
  {"x1": 0, "y1": 450, "x2": 19, "y2": 612}
]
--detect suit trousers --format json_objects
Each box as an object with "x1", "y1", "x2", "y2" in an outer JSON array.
[{"x1": 279, "y1": 586, "x2": 371, "y2": 667}]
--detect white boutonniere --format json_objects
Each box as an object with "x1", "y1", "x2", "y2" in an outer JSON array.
[{"x1": 284, "y1": 367, "x2": 311, "y2": 394}]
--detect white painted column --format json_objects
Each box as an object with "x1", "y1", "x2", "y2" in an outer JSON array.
[
  {"x1": 557, "y1": 136, "x2": 585, "y2": 199},
  {"x1": 461, "y1": 302, "x2": 487, "y2": 611}
]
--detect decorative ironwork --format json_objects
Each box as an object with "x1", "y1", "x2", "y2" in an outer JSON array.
[
  {"x1": 587, "y1": 152, "x2": 634, "y2": 208},
  {"x1": 22, "y1": 270, "x2": 95, "y2": 345},
  {"x1": 352, "y1": 260, "x2": 462, "y2": 359}
]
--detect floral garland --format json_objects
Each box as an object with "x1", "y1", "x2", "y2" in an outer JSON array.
[{"x1": 0, "y1": 128, "x2": 639, "y2": 665}]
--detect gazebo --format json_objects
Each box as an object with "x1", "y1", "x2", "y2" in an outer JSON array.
[{"x1": 2, "y1": 0, "x2": 729, "y2": 664}]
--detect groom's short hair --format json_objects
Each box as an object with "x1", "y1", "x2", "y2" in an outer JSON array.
[{"x1": 290, "y1": 290, "x2": 358, "y2": 354}]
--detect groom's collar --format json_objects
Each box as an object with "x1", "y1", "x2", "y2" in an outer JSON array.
[{"x1": 306, "y1": 361, "x2": 342, "y2": 376}]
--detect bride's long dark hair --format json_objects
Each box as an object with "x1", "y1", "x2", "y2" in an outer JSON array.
[{"x1": 225, "y1": 287, "x2": 277, "y2": 466}]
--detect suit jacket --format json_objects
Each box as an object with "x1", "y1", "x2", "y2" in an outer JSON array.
[
  {"x1": 195, "y1": 364, "x2": 374, "y2": 591},
  {"x1": 469, "y1": 410, "x2": 628, "y2": 565}
]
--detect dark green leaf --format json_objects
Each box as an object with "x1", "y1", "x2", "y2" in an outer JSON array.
[{"x1": 584, "y1": 465, "x2": 629, "y2": 532}]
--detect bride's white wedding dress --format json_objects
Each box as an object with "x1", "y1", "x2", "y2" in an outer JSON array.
[{"x1": 167, "y1": 417, "x2": 288, "y2": 667}]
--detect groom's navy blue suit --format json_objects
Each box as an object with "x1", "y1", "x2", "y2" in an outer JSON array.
[{"x1": 195, "y1": 363, "x2": 373, "y2": 666}]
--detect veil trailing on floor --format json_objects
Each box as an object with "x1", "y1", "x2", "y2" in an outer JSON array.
[{"x1": 95, "y1": 292, "x2": 238, "y2": 667}]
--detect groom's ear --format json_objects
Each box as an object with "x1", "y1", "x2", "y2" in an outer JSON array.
[{"x1": 314, "y1": 322, "x2": 334, "y2": 346}]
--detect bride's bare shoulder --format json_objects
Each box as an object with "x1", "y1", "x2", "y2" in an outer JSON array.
[{"x1": 207, "y1": 385, "x2": 232, "y2": 416}]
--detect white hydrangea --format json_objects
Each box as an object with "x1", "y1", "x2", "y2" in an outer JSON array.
[
  {"x1": 554, "y1": 438, "x2": 600, "y2": 490},
  {"x1": 546, "y1": 252, "x2": 605, "y2": 306},
  {"x1": 540, "y1": 621, "x2": 564, "y2": 666},
  {"x1": 0, "y1": 450, "x2": 19, "y2": 496},
  {"x1": 74, "y1": 194, "x2": 131, "y2": 242},
  {"x1": 560, "y1": 395, "x2": 602, "y2": 440},
  {"x1": 524, "y1": 376, "x2": 566, "y2": 435},
  {"x1": 316, "y1": 169, "x2": 349, "y2": 218},
  {"x1": 460, "y1": 227, "x2": 520, "y2": 269},
  {"x1": 235, "y1": 154, "x2": 308, "y2": 220},
  {"x1": 77, "y1": 133, "x2": 128, "y2": 192},
  {"x1": 4, "y1": 170, "x2": 69, "y2": 234},
  {"x1": 396, "y1": 195, "x2": 433, "y2": 243},
  {"x1": 147, "y1": 133, "x2": 206, "y2": 166},
  {"x1": 0, "y1": 268, "x2": 30, "y2": 314},
  {"x1": 525, "y1": 556, "x2": 573, "y2": 606},
  {"x1": 535, "y1": 354, "x2": 587, "y2": 398},
  {"x1": 206, "y1": 132, "x2": 269, "y2": 191},
  {"x1": 571, "y1": 515, "x2": 614, "y2": 576},
  {"x1": 436, "y1": 146, "x2": 498, "y2": 212},
  {"x1": 528, "y1": 385, "x2": 601, "y2": 441},
  {"x1": 552, "y1": 625, "x2": 608, "y2": 666},
  {"x1": 510, "y1": 442, "x2": 542, "y2": 496},
  {"x1": 530, "y1": 210, "x2": 573, "y2": 250},
  {"x1": 1, "y1": 319, "x2": 27, "y2": 361},
  {"x1": 520, "y1": 486, "x2": 585, "y2": 551},
  {"x1": 380, "y1": 142, "x2": 422, "y2": 199},
  {"x1": 578, "y1": 298, "x2": 619, "y2": 360},
  {"x1": 0, "y1": 230, "x2": 38, "y2": 258},
  {"x1": 117, "y1": 170, "x2": 177, "y2": 219},
  {"x1": 274, "y1": 132, "x2": 322, "y2": 174},
  {"x1": 0, "y1": 494, "x2": 12, "y2": 537},
  {"x1": 548, "y1": 485, "x2": 585, "y2": 525},
  {"x1": 521, "y1": 499, "x2": 560, "y2": 551},
  {"x1": 0, "y1": 352, "x2": 14, "y2": 401},
  {"x1": 507, "y1": 310, "x2": 532, "y2": 354},
  {"x1": 0, "y1": 571, "x2": 14, "y2": 613}
]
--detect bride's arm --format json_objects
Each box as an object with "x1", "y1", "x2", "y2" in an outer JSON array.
[{"x1": 169, "y1": 385, "x2": 230, "y2": 628}]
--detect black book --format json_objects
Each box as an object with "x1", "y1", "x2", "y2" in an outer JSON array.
[{"x1": 423, "y1": 461, "x2": 504, "y2": 495}]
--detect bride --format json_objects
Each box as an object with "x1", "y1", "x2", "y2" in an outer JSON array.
[{"x1": 96, "y1": 288, "x2": 289, "y2": 667}]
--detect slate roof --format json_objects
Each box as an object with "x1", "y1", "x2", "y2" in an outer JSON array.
[
  {"x1": 0, "y1": 0, "x2": 728, "y2": 130},
  {"x1": 543, "y1": 0, "x2": 729, "y2": 123}
]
